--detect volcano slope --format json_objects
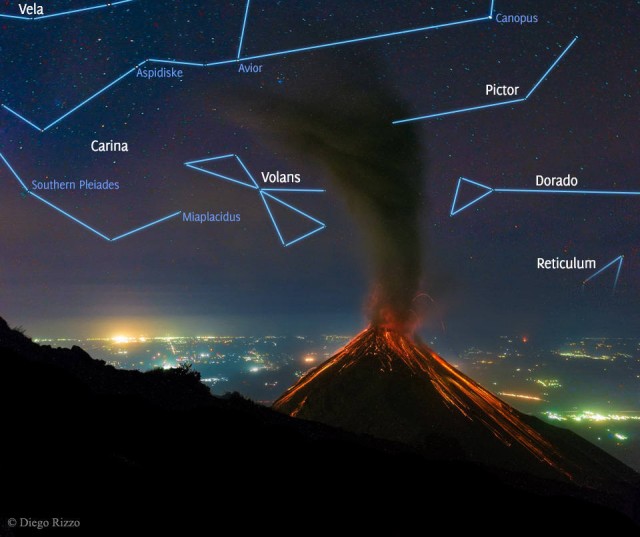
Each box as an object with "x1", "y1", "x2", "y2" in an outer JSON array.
[{"x1": 274, "y1": 326, "x2": 639, "y2": 495}]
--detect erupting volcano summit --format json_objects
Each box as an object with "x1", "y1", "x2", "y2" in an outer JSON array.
[{"x1": 274, "y1": 325, "x2": 636, "y2": 486}]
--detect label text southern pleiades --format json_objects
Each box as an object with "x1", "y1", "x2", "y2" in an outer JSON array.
[{"x1": 30, "y1": 180, "x2": 120, "y2": 191}]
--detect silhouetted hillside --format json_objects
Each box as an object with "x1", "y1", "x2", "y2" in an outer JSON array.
[{"x1": 0, "y1": 317, "x2": 637, "y2": 535}]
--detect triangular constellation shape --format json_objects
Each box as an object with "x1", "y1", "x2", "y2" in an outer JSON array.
[
  {"x1": 450, "y1": 177, "x2": 494, "y2": 216},
  {"x1": 184, "y1": 154, "x2": 258, "y2": 189},
  {"x1": 260, "y1": 192, "x2": 326, "y2": 247},
  {"x1": 583, "y1": 255, "x2": 624, "y2": 292}
]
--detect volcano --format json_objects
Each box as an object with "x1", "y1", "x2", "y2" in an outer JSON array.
[{"x1": 274, "y1": 326, "x2": 637, "y2": 487}]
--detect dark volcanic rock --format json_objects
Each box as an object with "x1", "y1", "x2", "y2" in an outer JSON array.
[{"x1": 274, "y1": 327, "x2": 639, "y2": 500}]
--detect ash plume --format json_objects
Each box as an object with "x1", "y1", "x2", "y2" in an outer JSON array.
[{"x1": 235, "y1": 54, "x2": 426, "y2": 331}]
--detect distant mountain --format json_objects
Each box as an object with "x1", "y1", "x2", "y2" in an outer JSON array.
[{"x1": 0, "y1": 317, "x2": 637, "y2": 534}]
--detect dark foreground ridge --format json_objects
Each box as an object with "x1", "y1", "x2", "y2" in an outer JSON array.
[{"x1": 0, "y1": 317, "x2": 638, "y2": 535}]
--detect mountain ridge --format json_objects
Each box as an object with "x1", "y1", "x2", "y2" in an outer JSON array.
[{"x1": 0, "y1": 317, "x2": 637, "y2": 534}]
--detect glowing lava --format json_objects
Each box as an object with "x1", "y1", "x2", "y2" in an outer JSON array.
[{"x1": 274, "y1": 326, "x2": 569, "y2": 477}]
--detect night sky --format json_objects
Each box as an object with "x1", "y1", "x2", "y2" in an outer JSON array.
[{"x1": 0, "y1": 0, "x2": 638, "y2": 344}]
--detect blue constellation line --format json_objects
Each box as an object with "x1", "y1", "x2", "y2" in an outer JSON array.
[
  {"x1": 1, "y1": 104, "x2": 43, "y2": 131},
  {"x1": 110, "y1": 211, "x2": 182, "y2": 241},
  {"x1": 2, "y1": 64, "x2": 142, "y2": 132},
  {"x1": 583, "y1": 255, "x2": 624, "y2": 294},
  {"x1": 236, "y1": 14, "x2": 491, "y2": 63},
  {"x1": 185, "y1": 154, "x2": 259, "y2": 190},
  {"x1": 449, "y1": 176, "x2": 640, "y2": 217},
  {"x1": 237, "y1": 0, "x2": 252, "y2": 60},
  {"x1": 0, "y1": 152, "x2": 181, "y2": 241},
  {"x1": 450, "y1": 177, "x2": 628, "y2": 292},
  {"x1": 261, "y1": 188, "x2": 325, "y2": 193},
  {"x1": 1, "y1": 0, "x2": 496, "y2": 132},
  {"x1": 393, "y1": 36, "x2": 579, "y2": 125},
  {"x1": 184, "y1": 154, "x2": 327, "y2": 247},
  {"x1": 261, "y1": 191, "x2": 326, "y2": 246},
  {"x1": 0, "y1": 0, "x2": 134, "y2": 21}
]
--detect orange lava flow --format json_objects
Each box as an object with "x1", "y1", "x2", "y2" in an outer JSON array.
[{"x1": 276, "y1": 326, "x2": 569, "y2": 477}]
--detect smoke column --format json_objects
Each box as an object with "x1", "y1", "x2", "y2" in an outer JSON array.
[{"x1": 236, "y1": 54, "x2": 426, "y2": 331}]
